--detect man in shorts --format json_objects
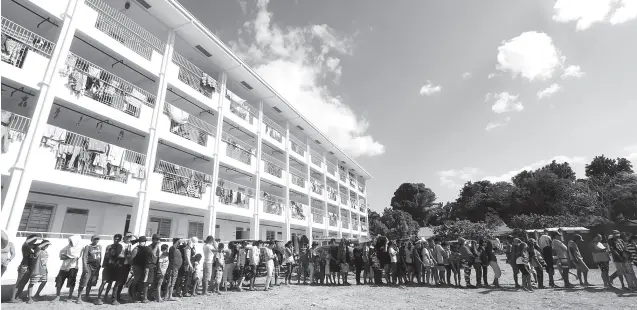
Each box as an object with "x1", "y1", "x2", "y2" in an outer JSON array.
[
  {"x1": 248, "y1": 241, "x2": 260, "y2": 290},
  {"x1": 96, "y1": 234, "x2": 122, "y2": 305},
  {"x1": 77, "y1": 234, "x2": 102, "y2": 304},
  {"x1": 9, "y1": 234, "x2": 38, "y2": 303},
  {"x1": 130, "y1": 236, "x2": 151, "y2": 303},
  {"x1": 164, "y1": 238, "x2": 182, "y2": 301}
]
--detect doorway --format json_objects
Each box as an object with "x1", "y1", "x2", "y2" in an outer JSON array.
[{"x1": 61, "y1": 208, "x2": 89, "y2": 235}]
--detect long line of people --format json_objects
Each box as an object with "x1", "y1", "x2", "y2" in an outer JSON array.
[{"x1": 3, "y1": 229, "x2": 637, "y2": 304}]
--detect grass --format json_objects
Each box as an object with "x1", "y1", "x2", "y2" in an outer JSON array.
[{"x1": 2, "y1": 256, "x2": 636, "y2": 310}]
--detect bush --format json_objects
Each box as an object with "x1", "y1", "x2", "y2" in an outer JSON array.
[{"x1": 432, "y1": 220, "x2": 494, "y2": 241}]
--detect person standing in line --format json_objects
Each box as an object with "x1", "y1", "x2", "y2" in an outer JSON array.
[
  {"x1": 529, "y1": 239, "x2": 546, "y2": 289},
  {"x1": 609, "y1": 232, "x2": 628, "y2": 289},
  {"x1": 112, "y1": 233, "x2": 135, "y2": 304},
  {"x1": 538, "y1": 230, "x2": 555, "y2": 287},
  {"x1": 552, "y1": 231, "x2": 572, "y2": 288},
  {"x1": 263, "y1": 242, "x2": 275, "y2": 291},
  {"x1": 129, "y1": 236, "x2": 152, "y2": 303},
  {"x1": 458, "y1": 238, "x2": 476, "y2": 288},
  {"x1": 627, "y1": 235, "x2": 637, "y2": 268},
  {"x1": 388, "y1": 241, "x2": 398, "y2": 285},
  {"x1": 96, "y1": 234, "x2": 122, "y2": 305},
  {"x1": 310, "y1": 242, "x2": 320, "y2": 284},
  {"x1": 298, "y1": 243, "x2": 310, "y2": 284},
  {"x1": 568, "y1": 234, "x2": 590, "y2": 286},
  {"x1": 248, "y1": 241, "x2": 260, "y2": 291},
  {"x1": 76, "y1": 235, "x2": 102, "y2": 304},
  {"x1": 477, "y1": 240, "x2": 489, "y2": 287},
  {"x1": 1, "y1": 230, "x2": 16, "y2": 276},
  {"x1": 53, "y1": 235, "x2": 82, "y2": 301},
  {"x1": 353, "y1": 244, "x2": 364, "y2": 284},
  {"x1": 485, "y1": 240, "x2": 501, "y2": 287},
  {"x1": 164, "y1": 238, "x2": 182, "y2": 301},
  {"x1": 516, "y1": 240, "x2": 533, "y2": 292},
  {"x1": 591, "y1": 234, "x2": 611, "y2": 288},
  {"x1": 222, "y1": 241, "x2": 236, "y2": 291},
  {"x1": 26, "y1": 240, "x2": 51, "y2": 303},
  {"x1": 235, "y1": 241, "x2": 248, "y2": 291},
  {"x1": 155, "y1": 244, "x2": 169, "y2": 302},
  {"x1": 201, "y1": 236, "x2": 216, "y2": 295},
  {"x1": 282, "y1": 241, "x2": 294, "y2": 285},
  {"x1": 212, "y1": 243, "x2": 225, "y2": 294},
  {"x1": 506, "y1": 235, "x2": 521, "y2": 288},
  {"x1": 9, "y1": 234, "x2": 38, "y2": 303},
  {"x1": 145, "y1": 235, "x2": 161, "y2": 300}
]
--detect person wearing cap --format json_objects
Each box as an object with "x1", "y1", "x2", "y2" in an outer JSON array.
[
  {"x1": 96, "y1": 234, "x2": 122, "y2": 305},
  {"x1": 567, "y1": 234, "x2": 590, "y2": 286},
  {"x1": 53, "y1": 234, "x2": 82, "y2": 302},
  {"x1": 77, "y1": 234, "x2": 102, "y2": 304},
  {"x1": 9, "y1": 234, "x2": 38, "y2": 303},
  {"x1": 26, "y1": 240, "x2": 51, "y2": 303},
  {"x1": 129, "y1": 236, "x2": 152, "y2": 303}
]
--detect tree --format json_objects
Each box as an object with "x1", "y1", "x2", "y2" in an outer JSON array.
[
  {"x1": 450, "y1": 180, "x2": 516, "y2": 222},
  {"x1": 433, "y1": 220, "x2": 493, "y2": 241},
  {"x1": 380, "y1": 209, "x2": 420, "y2": 240},
  {"x1": 390, "y1": 183, "x2": 437, "y2": 226},
  {"x1": 585, "y1": 155, "x2": 634, "y2": 179},
  {"x1": 367, "y1": 210, "x2": 388, "y2": 237}
]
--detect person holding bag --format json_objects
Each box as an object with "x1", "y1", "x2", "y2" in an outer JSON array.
[{"x1": 591, "y1": 234, "x2": 611, "y2": 288}]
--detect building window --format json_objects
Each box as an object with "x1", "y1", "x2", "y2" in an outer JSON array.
[
  {"x1": 277, "y1": 232, "x2": 282, "y2": 241},
  {"x1": 19, "y1": 203, "x2": 55, "y2": 232},
  {"x1": 266, "y1": 230, "x2": 275, "y2": 240},
  {"x1": 149, "y1": 217, "x2": 172, "y2": 238},
  {"x1": 188, "y1": 221, "x2": 204, "y2": 240},
  {"x1": 236, "y1": 227, "x2": 246, "y2": 240}
]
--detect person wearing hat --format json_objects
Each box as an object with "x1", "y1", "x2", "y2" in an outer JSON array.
[
  {"x1": 77, "y1": 234, "x2": 102, "y2": 304},
  {"x1": 568, "y1": 234, "x2": 590, "y2": 286},
  {"x1": 10, "y1": 234, "x2": 38, "y2": 303},
  {"x1": 129, "y1": 236, "x2": 152, "y2": 303},
  {"x1": 53, "y1": 234, "x2": 82, "y2": 302},
  {"x1": 96, "y1": 234, "x2": 122, "y2": 305},
  {"x1": 26, "y1": 240, "x2": 51, "y2": 303}
]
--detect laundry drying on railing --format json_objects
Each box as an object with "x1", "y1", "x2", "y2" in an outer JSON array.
[
  {"x1": 311, "y1": 178, "x2": 324, "y2": 195},
  {"x1": 226, "y1": 90, "x2": 255, "y2": 124},
  {"x1": 215, "y1": 179, "x2": 251, "y2": 208},
  {"x1": 1, "y1": 17, "x2": 55, "y2": 68},
  {"x1": 223, "y1": 135, "x2": 254, "y2": 165},
  {"x1": 327, "y1": 186, "x2": 338, "y2": 201},
  {"x1": 312, "y1": 208, "x2": 324, "y2": 224},
  {"x1": 328, "y1": 212, "x2": 338, "y2": 226},
  {"x1": 290, "y1": 201, "x2": 305, "y2": 220},
  {"x1": 290, "y1": 173, "x2": 305, "y2": 187},
  {"x1": 340, "y1": 194, "x2": 348, "y2": 205},
  {"x1": 154, "y1": 160, "x2": 211, "y2": 199},
  {"x1": 164, "y1": 104, "x2": 208, "y2": 146},
  {"x1": 262, "y1": 191, "x2": 284, "y2": 215},
  {"x1": 41, "y1": 125, "x2": 146, "y2": 182},
  {"x1": 339, "y1": 165, "x2": 347, "y2": 182},
  {"x1": 349, "y1": 171, "x2": 356, "y2": 187},
  {"x1": 1, "y1": 110, "x2": 29, "y2": 154}
]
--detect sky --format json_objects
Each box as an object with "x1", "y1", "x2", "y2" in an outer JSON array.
[{"x1": 180, "y1": 0, "x2": 637, "y2": 212}]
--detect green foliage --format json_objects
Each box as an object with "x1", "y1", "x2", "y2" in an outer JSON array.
[
  {"x1": 389, "y1": 183, "x2": 438, "y2": 226},
  {"x1": 381, "y1": 209, "x2": 420, "y2": 240},
  {"x1": 433, "y1": 220, "x2": 493, "y2": 241}
]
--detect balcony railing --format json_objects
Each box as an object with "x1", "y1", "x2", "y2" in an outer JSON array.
[
  {"x1": 310, "y1": 150, "x2": 322, "y2": 167},
  {"x1": 154, "y1": 160, "x2": 211, "y2": 199},
  {"x1": 261, "y1": 151, "x2": 284, "y2": 179},
  {"x1": 310, "y1": 178, "x2": 323, "y2": 195},
  {"x1": 340, "y1": 195, "x2": 348, "y2": 205},
  {"x1": 1, "y1": 17, "x2": 55, "y2": 68},
  {"x1": 341, "y1": 219, "x2": 349, "y2": 229},
  {"x1": 164, "y1": 103, "x2": 215, "y2": 146},
  {"x1": 362, "y1": 224, "x2": 368, "y2": 232},
  {"x1": 226, "y1": 90, "x2": 256, "y2": 125},
  {"x1": 61, "y1": 53, "x2": 156, "y2": 117},
  {"x1": 290, "y1": 201, "x2": 305, "y2": 220},
  {"x1": 359, "y1": 203, "x2": 366, "y2": 212},
  {"x1": 339, "y1": 168, "x2": 347, "y2": 182},
  {"x1": 172, "y1": 52, "x2": 217, "y2": 99},
  {"x1": 358, "y1": 182, "x2": 365, "y2": 193},
  {"x1": 262, "y1": 192, "x2": 284, "y2": 216},
  {"x1": 326, "y1": 161, "x2": 336, "y2": 177},
  {"x1": 263, "y1": 115, "x2": 284, "y2": 143},
  {"x1": 312, "y1": 210, "x2": 324, "y2": 224},
  {"x1": 290, "y1": 135, "x2": 305, "y2": 157},
  {"x1": 85, "y1": 0, "x2": 165, "y2": 60},
  {"x1": 43, "y1": 125, "x2": 146, "y2": 183},
  {"x1": 328, "y1": 213, "x2": 338, "y2": 227},
  {"x1": 216, "y1": 178, "x2": 252, "y2": 209},
  {"x1": 327, "y1": 186, "x2": 338, "y2": 201},
  {"x1": 222, "y1": 132, "x2": 255, "y2": 165},
  {"x1": 349, "y1": 173, "x2": 356, "y2": 188},
  {"x1": 289, "y1": 167, "x2": 306, "y2": 188},
  {"x1": 350, "y1": 200, "x2": 358, "y2": 210},
  {"x1": 2, "y1": 111, "x2": 30, "y2": 133}
]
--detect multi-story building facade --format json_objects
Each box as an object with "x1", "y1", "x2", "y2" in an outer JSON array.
[{"x1": 0, "y1": 0, "x2": 370, "y2": 246}]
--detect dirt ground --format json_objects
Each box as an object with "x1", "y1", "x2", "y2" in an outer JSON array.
[{"x1": 3, "y1": 256, "x2": 636, "y2": 310}]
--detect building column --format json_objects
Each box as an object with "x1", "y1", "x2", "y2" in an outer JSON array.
[
  {"x1": 306, "y1": 208, "x2": 313, "y2": 245},
  {"x1": 251, "y1": 100, "x2": 264, "y2": 239},
  {"x1": 130, "y1": 30, "x2": 176, "y2": 236},
  {"x1": 348, "y1": 209, "x2": 353, "y2": 238},
  {"x1": 283, "y1": 122, "x2": 291, "y2": 242},
  {"x1": 204, "y1": 72, "x2": 227, "y2": 237},
  {"x1": 1, "y1": 0, "x2": 81, "y2": 232}
]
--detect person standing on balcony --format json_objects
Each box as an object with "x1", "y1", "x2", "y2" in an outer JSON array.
[
  {"x1": 26, "y1": 240, "x2": 51, "y2": 304},
  {"x1": 76, "y1": 234, "x2": 102, "y2": 304},
  {"x1": 53, "y1": 235, "x2": 82, "y2": 302},
  {"x1": 96, "y1": 234, "x2": 122, "y2": 305},
  {"x1": 9, "y1": 234, "x2": 38, "y2": 303},
  {"x1": 164, "y1": 238, "x2": 182, "y2": 301}
]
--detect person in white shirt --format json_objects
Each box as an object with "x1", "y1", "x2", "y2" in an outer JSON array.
[
  {"x1": 538, "y1": 230, "x2": 555, "y2": 287},
  {"x1": 388, "y1": 241, "x2": 398, "y2": 285},
  {"x1": 248, "y1": 241, "x2": 260, "y2": 291},
  {"x1": 201, "y1": 236, "x2": 217, "y2": 295},
  {"x1": 53, "y1": 235, "x2": 82, "y2": 301}
]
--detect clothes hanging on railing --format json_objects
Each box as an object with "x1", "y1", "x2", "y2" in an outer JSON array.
[
  {"x1": 264, "y1": 124, "x2": 282, "y2": 142},
  {"x1": 226, "y1": 139, "x2": 252, "y2": 165},
  {"x1": 265, "y1": 161, "x2": 282, "y2": 178},
  {"x1": 290, "y1": 201, "x2": 305, "y2": 220},
  {"x1": 42, "y1": 125, "x2": 67, "y2": 148},
  {"x1": 166, "y1": 104, "x2": 189, "y2": 124},
  {"x1": 1, "y1": 111, "x2": 13, "y2": 153},
  {"x1": 200, "y1": 73, "x2": 217, "y2": 93},
  {"x1": 1, "y1": 34, "x2": 27, "y2": 68}
]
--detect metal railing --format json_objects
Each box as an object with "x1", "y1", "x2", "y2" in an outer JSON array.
[
  {"x1": 290, "y1": 201, "x2": 305, "y2": 220},
  {"x1": 263, "y1": 115, "x2": 284, "y2": 143},
  {"x1": 339, "y1": 168, "x2": 347, "y2": 182},
  {"x1": 341, "y1": 219, "x2": 349, "y2": 229},
  {"x1": 328, "y1": 213, "x2": 338, "y2": 227},
  {"x1": 15, "y1": 231, "x2": 114, "y2": 240},
  {"x1": 358, "y1": 181, "x2": 365, "y2": 193},
  {"x1": 172, "y1": 52, "x2": 216, "y2": 98},
  {"x1": 216, "y1": 178, "x2": 253, "y2": 209},
  {"x1": 3, "y1": 111, "x2": 30, "y2": 133},
  {"x1": 310, "y1": 178, "x2": 323, "y2": 195},
  {"x1": 63, "y1": 53, "x2": 156, "y2": 116},
  {"x1": 310, "y1": 150, "x2": 322, "y2": 167},
  {"x1": 312, "y1": 212, "x2": 324, "y2": 224},
  {"x1": 154, "y1": 160, "x2": 211, "y2": 199},
  {"x1": 326, "y1": 161, "x2": 336, "y2": 176},
  {"x1": 261, "y1": 151, "x2": 284, "y2": 179},
  {"x1": 85, "y1": 0, "x2": 165, "y2": 60},
  {"x1": 289, "y1": 134, "x2": 305, "y2": 157},
  {"x1": 261, "y1": 192, "x2": 284, "y2": 216},
  {"x1": 226, "y1": 90, "x2": 257, "y2": 125},
  {"x1": 361, "y1": 224, "x2": 368, "y2": 232},
  {"x1": 46, "y1": 126, "x2": 146, "y2": 183},
  {"x1": 222, "y1": 132, "x2": 255, "y2": 165},
  {"x1": 350, "y1": 200, "x2": 358, "y2": 210},
  {"x1": 289, "y1": 166, "x2": 306, "y2": 188},
  {"x1": 1, "y1": 17, "x2": 55, "y2": 68},
  {"x1": 349, "y1": 173, "x2": 356, "y2": 188},
  {"x1": 340, "y1": 195, "x2": 348, "y2": 205},
  {"x1": 327, "y1": 186, "x2": 338, "y2": 201},
  {"x1": 163, "y1": 103, "x2": 215, "y2": 146}
]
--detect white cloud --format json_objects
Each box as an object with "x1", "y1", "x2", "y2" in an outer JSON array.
[
  {"x1": 496, "y1": 31, "x2": 565, "y2": 81},
  {"x1": 462, "y1": 72, "x2": 472, "y2": 79},
  {"x1": 486, "y1": 92, "x2": 524, "y2": 114},
  {"x1": 561, "y1": 65, "x2": 585, "y2": 79},
  {"x1": 487, "y1": 72, "x2": 500, "y2": 79},
  {"x1": 419, "y1": 81, "x2": 442, "y2": 96},
  {"x1": 484, "y1": 155, "x2": 586, "y2": 182},
  {"x1": 553, "y1": 0, "x2": 637, "y2": 30},
  {"x1": 625, "y1": 145, "x2": 637, "y2": 162},
  {"x1": 230, "y1": 0, "x2": 384, "y2": 157},
  {"x1": 537, "y1": 83, "x2": 562, "y2": 99},
  {"x1": 437, "y1": 167, "x2": 482, "y2": 188},
  {"x1": 485, "y1": 117, "x2": 511, "y2": 131}
]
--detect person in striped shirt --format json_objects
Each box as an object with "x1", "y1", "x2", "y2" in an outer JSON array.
[{"x1": 626, "y1": 235, "x2": 637, "y2": 268}]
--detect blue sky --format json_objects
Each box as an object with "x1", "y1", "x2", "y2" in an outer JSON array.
[{"x1": 181, "y1": 0, "x2": 637, "y2": 211}]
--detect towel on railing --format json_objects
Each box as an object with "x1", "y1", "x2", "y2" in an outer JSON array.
[
  {"x1": 43, "y1": 125, "x2": 67, "y2": 148},
  {"x1": 166, "y1": 104, "x2": 189, "y2": 124},
  {"x1": 107, "y1": 145, "x2": 125, "y2": 167}
]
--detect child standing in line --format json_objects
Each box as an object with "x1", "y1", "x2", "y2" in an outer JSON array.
[
  {"x1": 155, "y1": 244, "x2": 169, "y2": 302},
  {"x1": 192, "y1": 254, "x2": 203, "y2": 295},
  {"x1": 213, "y1": 243, "x2": 225, "y2": 294},
  {"x1": 27, "y1": 240, "x2": 51, "y2": 304},
  {"x1": 324, "y1": 252, "x2": 332, "y2": 285}
]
